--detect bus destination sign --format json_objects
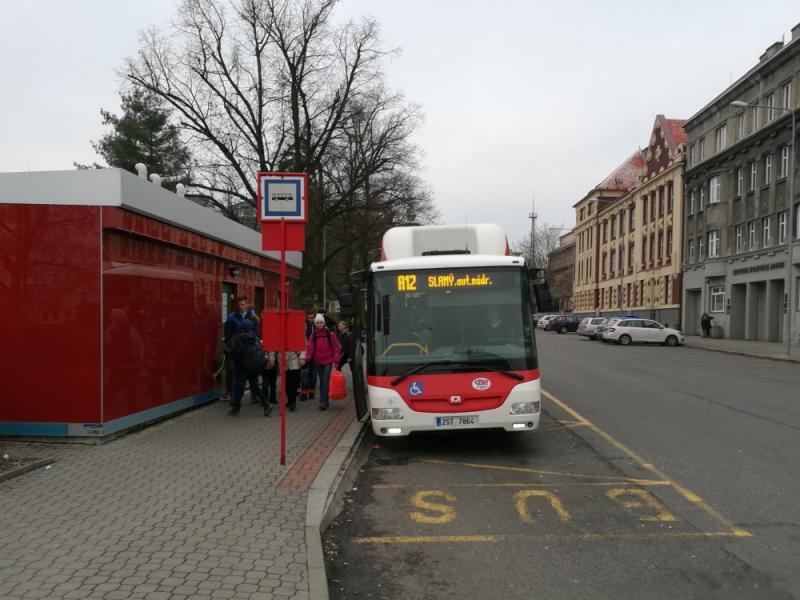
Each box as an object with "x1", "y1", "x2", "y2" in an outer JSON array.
[{"x1": 396, "y1": 272, "x2": 493, "y2": 292}]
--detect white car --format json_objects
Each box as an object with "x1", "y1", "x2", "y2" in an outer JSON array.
[
  {"x1": 577, "y1": 317, "x2": 607, "y2": 339},
  {"x1": 599, "y1": 318, "x2": 684, "y2": 346},
  {"x1": 536, "y1": 314, "x2": 558, "y2": 329}
]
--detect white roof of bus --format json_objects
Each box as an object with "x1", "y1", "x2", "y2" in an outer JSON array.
[
  {"x1": 371, "y1": 254, "x2": 525, "y2": 272},
  {"x1": 381, "y1": 224, "x2": 509, "y2": 260}
]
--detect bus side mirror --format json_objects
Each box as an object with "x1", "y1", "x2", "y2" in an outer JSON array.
[
  {"x1": 339, "y1": 285, "x2": 355, "y2": 317},
  {"x1": 528, "y1": 268, "x2": 545, "y2": 282}
]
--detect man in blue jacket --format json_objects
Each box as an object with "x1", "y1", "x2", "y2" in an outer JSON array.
[{"x1": 223, "y1": 296, "x2": 250, "y2": 401}]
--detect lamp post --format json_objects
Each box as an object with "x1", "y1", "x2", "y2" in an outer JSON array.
[{"x1": 731, "y1": 99, "x2": 796, "y2": 356}]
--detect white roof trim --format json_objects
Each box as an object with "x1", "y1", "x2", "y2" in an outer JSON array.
[{"x1": 0, "y1": 169, "x2": 302, "y2": 269}]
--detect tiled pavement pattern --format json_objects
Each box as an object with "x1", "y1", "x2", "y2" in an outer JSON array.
[{"x1": 0, "y1": 396, "x2": 356, "y2": 600}]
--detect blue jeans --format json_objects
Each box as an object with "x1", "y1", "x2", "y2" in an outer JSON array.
[{"x1": 314, "y1": 363, "x2": 333, "y2": 408}]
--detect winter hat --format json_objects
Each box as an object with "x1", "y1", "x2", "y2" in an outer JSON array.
[{"x1": 314, "y1": 314, "x2": 326, "y2": 325}]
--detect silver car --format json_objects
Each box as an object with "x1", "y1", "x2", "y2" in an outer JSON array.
[{"x1": 577, "y1": 317, "x2": 607, "y2": 340}]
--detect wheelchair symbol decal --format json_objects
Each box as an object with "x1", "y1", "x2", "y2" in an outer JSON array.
[{"x1": 408, "y1": 381, "x2": 425, "y2": 397}]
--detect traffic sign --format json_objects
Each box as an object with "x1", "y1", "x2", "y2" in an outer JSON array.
[{"x1": 258, "y1": 172, "x2": 309, "y2": 222}]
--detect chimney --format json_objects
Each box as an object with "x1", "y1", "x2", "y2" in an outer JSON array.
[
  {"x1": 759, "y1": 41, "x2": 784, "y2": 62},
  {"x1": 135, "y1": 163, "x2": 147, "y2": 179},
  {"x1": 792, "y1": 23, "x2": 800, "y2": 41},
  {"x1": 149, "y1": 174, "x2": 162, "y2": 187}
]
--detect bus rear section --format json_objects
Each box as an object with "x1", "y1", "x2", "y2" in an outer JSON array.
[{"x1": 365, "y1": 254, "x2": 541, "y2": 436}]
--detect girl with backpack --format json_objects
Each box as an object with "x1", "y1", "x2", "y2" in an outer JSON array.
[{"x1": 306, "y1": 314, "x2": 341, "y2": 411}]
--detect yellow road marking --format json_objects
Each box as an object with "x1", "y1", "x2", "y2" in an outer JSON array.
[
  {"x1": 409, "y1": 491, "x2": 457, "y2": 524},
  {"x1": 352, "y1": 531, "x2": 747, "y2": 545},
  {"x1": 418, "y1": 459, "x2": 666, "y2": 485},
  {"x1": 372, "y1": 481, "x2": 672, "y2": 489},
  {"x1": 606, "y1": 488, "x2": 679, "y2": 522},
  {"x1": 541, "y1": 388, "x2": 751, "y2": 538},
  {"x1": 514, "y1": 490, "x2": 572, "y2": 523}
]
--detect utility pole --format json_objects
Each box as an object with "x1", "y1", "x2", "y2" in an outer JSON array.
[{"x1": 528, "y1": 195, "x2": 537, "y2": 269}]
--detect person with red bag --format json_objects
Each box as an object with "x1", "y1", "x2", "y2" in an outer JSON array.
[{"x1": 306, "y1": 314, "x2": 341, "y2": 411}]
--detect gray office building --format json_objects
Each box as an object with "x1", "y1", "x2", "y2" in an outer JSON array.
[{"x1": 682, "y1": 25, "x2": 800, "y2": 344}]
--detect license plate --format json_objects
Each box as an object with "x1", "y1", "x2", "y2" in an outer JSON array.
[{"x1": 435, "y1": 415, "x2": 479, "y2": 428}]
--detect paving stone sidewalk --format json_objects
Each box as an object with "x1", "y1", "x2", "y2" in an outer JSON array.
[{"x1": 0, "y1": 396, "x2": 356, "y2": 600}]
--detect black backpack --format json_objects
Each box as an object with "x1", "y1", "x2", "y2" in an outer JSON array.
[{"x1": 233, "y1": 332, "x2": 266, "y2": 374}]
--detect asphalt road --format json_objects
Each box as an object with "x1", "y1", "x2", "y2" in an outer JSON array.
[{"x1": 324, "y1": 333, "x2": 800, "y2": 599}]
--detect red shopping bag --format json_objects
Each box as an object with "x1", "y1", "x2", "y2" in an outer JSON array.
[{"x1": 329, "y1": 368, "x2": 347, "y2": 401}]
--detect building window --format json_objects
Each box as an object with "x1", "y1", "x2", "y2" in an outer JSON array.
[
  {"x1": 698, "y1": 236, "x2": 704, "y2": 260},
  {"x1": 710, "y1": 286, "x2": 725, "y2": 312},
  {"x1": 736, "y1": 168, "x2": 743, "y2": 196},
  {"x1": 688, "y1": 239, "x2": 695, "y2": 263},
  {"x1": 749, "y1": 221, "x2": 757, "y2": 249},
  {"x1": 751, "y1": 105, "x2": 759, "y2": 131},
  {"x1": 688, "y1": 190, "x2": 695, "y2": 214},
  {"x1": 667, "y1": 185, "x2": 674, "y2": 213},
  {"x1": 783, "y1": 81, "x2": 792, "y2": 109},
  {"x1": 715, "y1": 125, "x2": 727, "y2": 152},
  {"x1": 629, "y1": 205, "x2": 635, "y2": 231},
  {"x1": 708, "y1": 230, "x2": 720, "y2": 258},
  {"x1": 762, "y1": 216, "x2": 771, "y2": 246},
  {"x1": 650, "y1": 194, "x2": 656, "y2": 221},
  {"x1": 736, "y1": 224, "x2": 744, "y2": 253},
  {"x1": 699, "y1": 186, "x2": 705, "y2": 211},
  {"x1": 781, "y1": 146, "x2": 790, "y2": 179},
  {"x1": 657, "y1": 231, "x2": 663, "y2": 258},
  {"x1": 736, "y1": 112, "x2": 745, "y2": 140},
  {"x1": 764, "y1": 154, "x2": 772, "y2": 185},
  {"x1": 666, "y1": 227, "x2": 673, "y2": 258},
  {"x1": 642, "y1": 236, "x2": 647, "y2": 263},
  {"x1": 689, "y1": 143, "x2": 696, "y2": 166},
  {"x1": 750, "y1": 162, "x2": 757, "y2": 192},
  {"x1": 698, "y1": 136, "x2": 706, "y2": 161},
  {"x1": 779, "y1": 211, "x2": 787, "y2": 244},
  {"x1": 766, "y1": 93, "x2": 775, "y2": 122},
  {"x1": 709, "y1": 176, "x2": 721, "y2": 204},
  {"x1": 642, "y1": 196, "x2": 648, "y2": 221},
  {"x1": 658, "y1": 188, "x2": 664, "y2": 217},
  {"x1": 603, "y1": 221, "x2": 607, "y2": 243}
]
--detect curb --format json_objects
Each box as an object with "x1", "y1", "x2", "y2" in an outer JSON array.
[
  {"x1": 0, "y1": 457, "x2": 56, "y2": 483},
  {"x1": 685, "y1": 344, "x2": 800, "y2": 364},
  {"x1": 305, "y1": 416, "x2": 371, "y2": 600}
]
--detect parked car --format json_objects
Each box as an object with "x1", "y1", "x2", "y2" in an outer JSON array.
[
  {"x1": 536, "y1": 314, "x2": 558, "y2": 329},
  {"x1": 598, "y1": 318, "x2": 684, "y2": 346},
  {"x1": 577, "y1": 317, "x2": 608, "y2": 339},
  {"x1": 545, "y1": 315, "x2": 582, "y2": 333}
]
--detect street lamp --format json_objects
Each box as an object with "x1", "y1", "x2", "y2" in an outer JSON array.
[{"x1": 731, "y1": 99, "x2": 796, "y2": 356}]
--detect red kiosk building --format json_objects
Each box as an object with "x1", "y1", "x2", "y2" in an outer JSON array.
[{"x1": 0, "y1": 168, "x2": 301, "y2": 438}]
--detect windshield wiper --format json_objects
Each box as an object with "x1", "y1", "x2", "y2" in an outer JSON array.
[
  {"x1": 452, "y1": 364, "x2": 524, "y2": 381},
  {"x1": 390, "y1": 361, "x2": 524, "y2": 386},
  {"x1": 390, "y1": 361, "x2": 455, "y2": 386}
]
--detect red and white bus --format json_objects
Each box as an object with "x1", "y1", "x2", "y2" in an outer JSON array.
[{"x1": 342, "y1": 224, "x2": 541, "y2": 436}]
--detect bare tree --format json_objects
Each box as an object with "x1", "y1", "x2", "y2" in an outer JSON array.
[
  {"x1": 513, "y1": 224, "x2": 563, "y2": 271},
  {"x1": 126, "y1": 0, "x2": 436, "y2": 303}
]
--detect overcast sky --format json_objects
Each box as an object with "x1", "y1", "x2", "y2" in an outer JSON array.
[{"x1": 1, "y1": 1, "x2": 798, "y2": 244}]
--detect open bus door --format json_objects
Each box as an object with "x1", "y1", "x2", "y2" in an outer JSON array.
[
  {"x1": 339, "y1": 281, "x2": 369, "y2": 421},
  {"x1": 528, "y1": 268, "x2": 554, "y2": 313}
]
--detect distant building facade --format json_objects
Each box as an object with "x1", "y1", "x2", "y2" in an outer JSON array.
[
  {"x1": 572, "y1": 151, "x2": 644, "y2": 315},
  {"x1": 682, "y1": 27, "x2": 800, "y2": 342},
  {"x1": 547, "y1": 231, "x2": 575, "y2": 311},
  {"x1": 572, "y1": 117, "x2": 687, "y2": 326}
]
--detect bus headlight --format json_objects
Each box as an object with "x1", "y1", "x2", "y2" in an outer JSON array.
[
  {"x1": 372, "y1": 407, "x2": 403, "y2": 420},
  {"x1": 510, "y1": 401, "x2": 540, "y2": 415}
]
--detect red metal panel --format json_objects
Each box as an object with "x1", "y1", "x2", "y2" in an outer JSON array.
[{"x1": 0, "y1": 205, "x2": 102, "y2": 423}]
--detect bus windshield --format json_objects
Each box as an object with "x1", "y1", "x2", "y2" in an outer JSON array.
[{"x1": 368, "y1": 266, "x2": 537, "y2": 376}]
